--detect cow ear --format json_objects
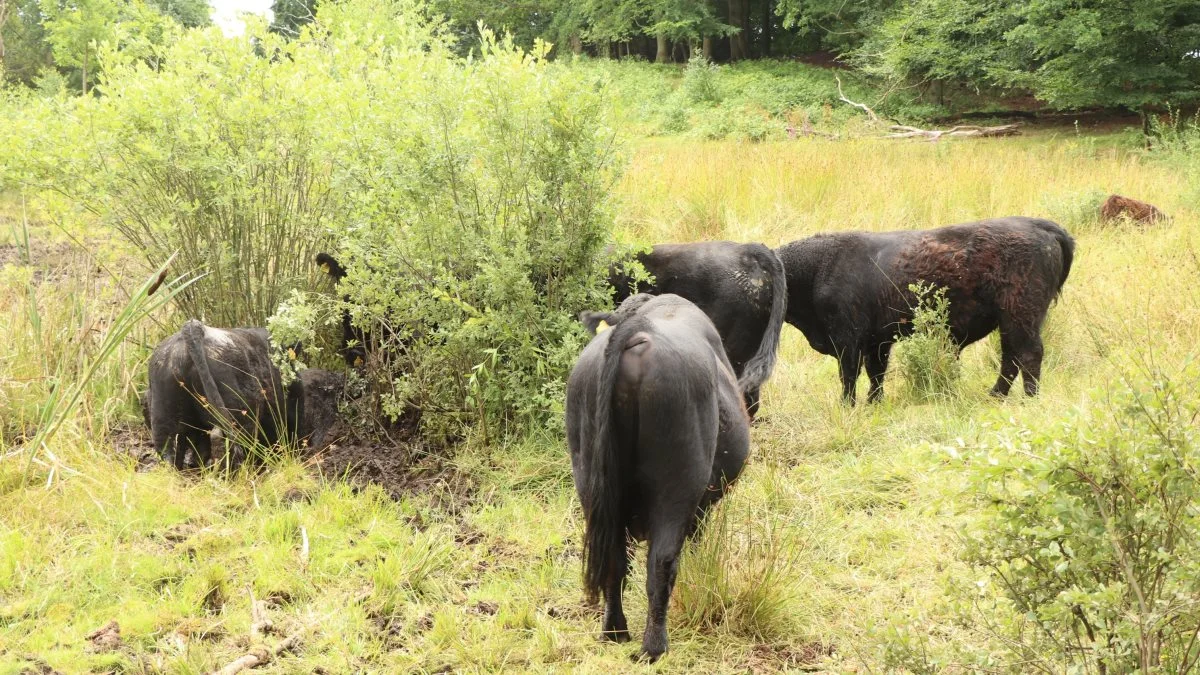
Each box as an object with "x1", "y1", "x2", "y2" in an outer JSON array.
[
  {"x1": 579, "y1": 311, "x2": 617, "y2": 336},
  {"x1": 286, "y1": 341, "x2": 304, "y2": 361}
]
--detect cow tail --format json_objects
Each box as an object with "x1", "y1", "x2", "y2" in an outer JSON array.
[
  {"x1": 581, "y1": 317, "x2": 641, "y2": 603},
  {"x1": 738, "y1": 246, "x2": 788, "y2": 392},
  {"x1": 181, "y1": 320, "x2": 231, "y2": 426},
  {"x1": 1053, "y1": 226, "x2": 1075, "y2": 296},
  {"x1": 1035, "y1": 219, "x2": 1075, "y2": 296}
]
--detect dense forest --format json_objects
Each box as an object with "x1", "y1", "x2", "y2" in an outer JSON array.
[{"x1": 4, "y1": 0, "x2": 1199, "y2": 119}]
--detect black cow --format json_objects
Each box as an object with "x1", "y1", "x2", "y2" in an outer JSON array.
[
  {"x1": 146, "y1": 320, "x2": 339, "y2": 469},
  {"x1": 610, "y1": 241, "x2": 787, "y2": 417},
  {"x1": 289, "y1": 367, "x2": 343, "y2": 452},
  {"x1": 566, "y1": 293, "x2": 750, "y2": 662},
  {"x1": 776, "y1": 216, "x2": 1075, "y2": 404},
  {"x1": 315, "y1": 252, "x2": 368, "y2": 367}
]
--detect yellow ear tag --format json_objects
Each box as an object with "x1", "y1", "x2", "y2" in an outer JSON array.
[
  {"x1": 287, "y1": 348, "x2": 297, "y2": 360},
  {"x1": 596, "y1": 319, "x2": 611, "y2": 334},
  {"x1": 354, "y1": 356, "x2": 364, "y2": 367},
  {"x1": 320, "y1": 263, "x2": 330, "y2": 273}
]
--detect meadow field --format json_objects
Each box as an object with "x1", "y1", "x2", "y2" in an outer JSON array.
[{"x1": 3, "y1": 122, "x2": 1198, "y2": 673}]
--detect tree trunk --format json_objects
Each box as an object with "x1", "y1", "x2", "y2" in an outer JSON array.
[
  {"x1": 82, "y1": 49, "x2": 88, "y2": 96},
  {"x1": 702, "y1": 36, "x2": 712, "y2": 60},
  {"x1": 728, "y1": 0, "x2": 747, "y2": 61},
  {"x1": 655, "y1": 34, "x2": 669, "y2": 63},
  {"x1": 762, "y1": 0, "x2": 773, "y2": 57},
  {"x1": 570, "y1": 34, "x2": 582, "y2": 56},
  {"x1": 0, "y1": 0, "x2": 9, "y2": 78}
]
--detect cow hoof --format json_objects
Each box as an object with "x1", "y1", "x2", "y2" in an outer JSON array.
[
  {"x1": 634, "y1": 647, "x2": 665, "y2": 664},
  {"x1": 600, "y1": 629, "x2": 630, "y2": 643}
]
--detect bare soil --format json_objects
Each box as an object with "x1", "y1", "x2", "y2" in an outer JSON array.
[
  {"x1": 311, "y1": 421, "x2": 475, "y2": 509},
  {"x1": 111, "y1": 419, "x2": 474, "y2": 507}
]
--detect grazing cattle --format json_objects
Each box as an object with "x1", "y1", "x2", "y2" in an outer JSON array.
[
  {"x1": 288, "y1": 367, "x2": 343, "y2": 451},
  {"x1": 1099, "y1": 194, "x2": 1167, "y2": 225},
  {"x1": 147, "y1": 320, "x2": 287, "y2": 469},
  {"x1": 776, "y1": 216, "x2": 1075, "y2": 404},
  {"x1": 566, "y1": 293, "x2": 750, "y2": 662},
  {"x1": 146, "y1": 320, "x2": 340, "y2": 469},
  {"x1": 315, "y1": 252, "x2": 368, "y2": 367},
  {"x1": 609, "y1": 241, "x2": 787, "y2": 417}
]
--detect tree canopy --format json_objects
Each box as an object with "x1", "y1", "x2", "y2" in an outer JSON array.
[
  {"x1": 3, "y1": 0, "x2": 1197, "y2": 115},
  {"x1": 1, "y1": 0, "x2": 208, "y2": 90}
]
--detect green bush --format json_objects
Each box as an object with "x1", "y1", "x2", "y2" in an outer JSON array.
[
  {"x1": 680, "y1": 53, "x2": 722, "y2": 105},
  {"x1": 8, "y1": 26, "x2": 339, "y2": 327},
  {"x1": 264, "y1": 13, "x2": 622, "y2": 443},
  {"x1": 895, "y1": 282, "x2": 961, "y2": 400},
  {"x1": 7, "y1": 1, "x2": 623, "y2": 445},
  {"x1": 952, "y1": 368, "x2": 1200, "y2": 672}
]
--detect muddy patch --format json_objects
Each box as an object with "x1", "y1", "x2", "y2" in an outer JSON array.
[
  {"x1": 107, "y1": 417, "x2": 474, "y2": 507},
  {"x1": 743, "y1": 641, "x2": 836, "y2": 671},
  {"x1": 85, "y1": 621, "x2": 123, "y2": 654},
  {"x1": 313, "y1": 423, "x2": 474, "y2": 509},
  {"x1": 110, "y1": 423, "x2": 160, "y2": 470}
]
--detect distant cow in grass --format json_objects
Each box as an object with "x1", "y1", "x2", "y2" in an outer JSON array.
[
  {"x1": 566, "y1": 293, "x2": 750, "y2": 662},
  {"x1": 609, "y1": 241, "x2": 787, "y2": 417},
  {"x1": 146, "y1": 320, "x2": 339, "y2": 469},
  {"x1": 776, "y1": 216, "x2": 1075, "y2": 404}
]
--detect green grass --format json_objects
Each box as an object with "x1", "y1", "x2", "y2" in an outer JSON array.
[{"x1": 2, "y1": 130, "x2": 1197, "y2": 672}]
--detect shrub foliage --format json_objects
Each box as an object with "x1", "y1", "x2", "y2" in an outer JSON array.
[
  {"x1": 896, "y1": 281, "x2": 961, "y2": 400},
  {"x1": 9, "y1": 0, "x2": 623, "y2": 443},
  {"x1": 954, "y1": 368, "x2": 1200, "y2": 672}
]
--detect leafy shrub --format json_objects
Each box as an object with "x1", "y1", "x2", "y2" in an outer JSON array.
[
  {"x1": 11, "y1": 24, "x2": 338, "y2": 327},
  {"x1": 10, "y1": 1, "x2": 622, "y2": 444},
  {"x1": 266, "y1": 14, "x2": 621, "y2": 443},
  {"x1": 952, "y1": 368, "x2": 1200, "y2": 672},
  {"x1": 895, "y1": 282, "x2": 961, "y2": 400},
  {"x1": 680, "y1": 53, "x2": 722, "y2": 104}
]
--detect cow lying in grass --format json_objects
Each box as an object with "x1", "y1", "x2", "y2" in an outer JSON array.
[
  {"x1": 777, "y1": 216, "x2": 1075, "y2": 404},
  {"x1": 609, "y1": 241, "x2": 787, "y2": 417},
  {"x1": 146, "y1": 319, "x2": 339, "y2": 469},
  {"x1": 567, "y1": 293, "x2": 750, "y2": 662}
]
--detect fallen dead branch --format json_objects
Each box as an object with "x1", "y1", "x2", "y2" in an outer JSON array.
[
  {"x1": 210, "y1": 591, "x2": 371, "y2": 675},
  {"x1": 835, "y1": 75, "x2": 881, "y2": 125},
  {"x1": 884, "y1": 124, "x2": 1021, "y2": 140},
  {"x1": 210, "y1": 631, "x2": 305, "y2": 675}
]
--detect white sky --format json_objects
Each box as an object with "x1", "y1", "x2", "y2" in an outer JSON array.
[{"x1": 210, "y1": 0, "x2": 274, "y2": 36}]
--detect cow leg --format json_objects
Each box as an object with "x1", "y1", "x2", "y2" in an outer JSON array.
[
  {"x1": 991, "y1": 321, "x2": 1036, "y2": 397},
  {"x1": 639, "y1": 524, "x2": 686, "y2": 663},
  {"x1": 865, "y1": 343, "x2": 891, "y2": 403},
  {"x1": 1015, "y1": 334, "x2": 1044, "y2": 397},
  {"x1": 742, "y1": 386, "x2": 761, "y2": 420},
  {"x1": 600, "y1": 541, "x2": 631, "y2": 643},
  {"x1": 837, "y1": 345, "x2": 862, "y2": 405}
]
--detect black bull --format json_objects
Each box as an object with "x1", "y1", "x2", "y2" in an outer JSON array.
[
  {"x1": 566, "y1": 293, "x2": 750, "y2": 662},
  {"x1": 609, "y1": 241, "x2": 787, "y2": 416},
  {"x1": 777, "y1": 216, "x2": 1075, "y2": 404}
]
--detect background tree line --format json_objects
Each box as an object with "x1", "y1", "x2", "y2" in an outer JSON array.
[
  {"x1": 1, "y1": 0, "x2": 1196, "y2": 122},
  {"x1": 398, "y1": 0, "x2": 1198, "y2": 118},
  {"x1": 0, "y1": 0, "x2": 210, "y2": 92}
]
